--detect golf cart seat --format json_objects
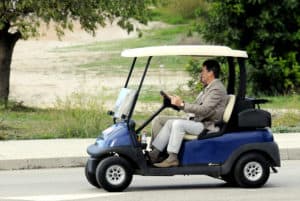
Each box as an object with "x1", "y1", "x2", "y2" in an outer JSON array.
[{"x1": 183, "y1": 94, "x2": 236, "y2": 141}]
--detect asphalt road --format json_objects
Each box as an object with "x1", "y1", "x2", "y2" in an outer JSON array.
[{"x1": 0, "y1": 160, "x2": 299, "y2": 201}]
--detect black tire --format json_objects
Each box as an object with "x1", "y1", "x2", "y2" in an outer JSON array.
[
  {"x1": 96, "y1": 156, "x2": 133, "y2": 192},
  {"x1": 85, "y1": 161, "x2": 101, "y2": 188},
  {"x1": 233, "y1": 153, "x2": 270, "y2": 188}
]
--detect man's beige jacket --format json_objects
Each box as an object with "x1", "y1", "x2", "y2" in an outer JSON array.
[{"x1": 183, "y1": 79, "x2": 227, "y2": 132}]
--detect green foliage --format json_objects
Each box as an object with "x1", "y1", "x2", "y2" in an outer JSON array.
[
  {"x1": 249, "y1": 52, "x2": 300, "y2": 95},
  {"x1": 0, "y1": 0, "x2": 155, "y2": 39},
  {"x1": 197, "y1": 0, "x2": 300, "y2": 95}
]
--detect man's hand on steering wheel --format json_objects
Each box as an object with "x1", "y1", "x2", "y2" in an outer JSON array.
[
  {"x1": 171, "y1": 95, "x2": 184, "y2": 107},
  {"x1": 160, "y1": 91, "x2": 181, "y2": 111}
]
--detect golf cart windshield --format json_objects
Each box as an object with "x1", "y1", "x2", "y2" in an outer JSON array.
[{"x1": 113, "y1": 88, "x2": 137, "y2": 119}]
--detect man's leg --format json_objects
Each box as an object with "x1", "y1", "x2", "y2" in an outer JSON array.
[
  {"x1": 151, "y1": 115, "x2": 183, "y2": 145},
  {"x1": 167, "y1": 120, "x2": 204, "y2": 154},
  {"x1": 151, "y1": 116, "x2": 176, "y2": 143},
  {"x1": 154, "y1": 120, "x2": 204, "y2": 168},
  {"x1": 152, "y1": 119, "x2": 175, "y2": 152}
]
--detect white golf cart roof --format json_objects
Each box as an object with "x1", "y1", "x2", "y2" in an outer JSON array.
[{"x1": 121, "y1": 45, "x2": 248, "y2": 58}]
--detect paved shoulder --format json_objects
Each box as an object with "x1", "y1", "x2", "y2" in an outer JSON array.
[{"x1": 0, "y1": 139, "x2": 94, "y2": 170}]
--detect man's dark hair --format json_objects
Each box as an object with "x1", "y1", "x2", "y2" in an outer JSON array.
[{"x1": 203, "y1": 59, "x2": 220, "y2": 78}]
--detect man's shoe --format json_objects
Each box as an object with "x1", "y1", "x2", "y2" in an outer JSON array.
[
  {"x1": 148, "y1": 150, "x2": 160, "y2": 163},
  {"x1": 153, "y1": 158, "x2": 179, "y2": 168}
]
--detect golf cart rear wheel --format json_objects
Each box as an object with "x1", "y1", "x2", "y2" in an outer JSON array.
[
  {"x1": 96, "y1": 156, "x2": 133, "y2": 192},
  {"x1": 234, "y1": 153, "x2": 270, "y2": 188},
  {"x1": 85, "y1": 161, "x2": 101, "y2": 188}
]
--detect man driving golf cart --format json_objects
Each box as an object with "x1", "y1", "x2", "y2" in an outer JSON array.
[{"x1": 149, "y1": 59, "x2": 227, "y2": 168}]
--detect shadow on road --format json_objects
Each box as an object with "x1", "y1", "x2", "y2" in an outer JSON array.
[
  {"x1": 127, "y1": 183, "x2": 236, "y2": 192},
  {"x1": 126, "y1": 182, "x2": 281, "y2": 192}
]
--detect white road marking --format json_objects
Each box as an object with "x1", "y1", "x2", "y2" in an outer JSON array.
[{"x1": 1, "y1": 193, "x2": 122, "y2": 201}]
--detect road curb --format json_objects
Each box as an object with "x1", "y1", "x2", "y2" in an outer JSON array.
[
  {"x1": 0, "y1": 149, "x2": 299, "y2": 170},
  {"x1": 0, "y1": 157, "x2": 88, "y2": 170}
]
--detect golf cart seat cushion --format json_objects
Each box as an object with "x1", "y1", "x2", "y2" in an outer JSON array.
[{"x1": 183, "y1": 94, "x2": 236, "y2": 140}]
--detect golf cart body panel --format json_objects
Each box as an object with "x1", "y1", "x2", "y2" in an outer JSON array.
[
  {"x1": 88, "y1": 123, "x2": 133, "y2": 150},
  {"x1": 179, "y1": 129, "x2": 274, "y2": 165}
]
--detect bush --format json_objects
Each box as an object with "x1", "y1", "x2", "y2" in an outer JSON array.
[{"x1": 250, "y1": 53, "x2": 300, "y2": 95}]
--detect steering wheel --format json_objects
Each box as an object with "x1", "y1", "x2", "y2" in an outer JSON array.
[{"x1": 160, "y1": 91, "x2": 180, "y2": 111}]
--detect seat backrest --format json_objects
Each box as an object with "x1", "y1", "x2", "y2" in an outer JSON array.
[{"x1": 223, "y1": 94, "x2": 236, "y2": 123}]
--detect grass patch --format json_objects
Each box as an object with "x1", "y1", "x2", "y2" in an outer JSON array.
[
  {"x1": 54, "y1": 25, "x2": 192, "y2": 74},
  {"x1": 260, "y1": 95, "x2": 300, "y2": 109},
  {"x1": 150, "y1": 7, "x2": 186, "y2": 24},
  {"x1": 151, "y1": 0, "x2": 209, "y2": 24},
  {"x1": 272, "y1": 112, "x2": 300, "y2": 133},
  {"x1": 2, "y1": 92, "x2": 300, "y2": 140},
  {"x1": 0, "y1": 96, "x2": 111, "y2": 140}
]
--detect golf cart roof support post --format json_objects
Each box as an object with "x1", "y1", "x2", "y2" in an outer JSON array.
[
  {"x1": 127, "y1": 56, "x2": 153, "y2": 121},
  {"x1": 227, "y1": 57, "x2": 235, "y2": 94},
  {"x1": 124, "y1": 57, "x2": 137, "y2": 88},
  {"x1": 237, "y1": 58, "x2": 246, "y2": 99}
]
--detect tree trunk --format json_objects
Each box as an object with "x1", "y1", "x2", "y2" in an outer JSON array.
[{"x1": 0, "y1": 26, "x2": 20, "y2": 107}]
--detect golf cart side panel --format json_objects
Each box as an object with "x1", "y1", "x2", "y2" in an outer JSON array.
[{"x1": 179, "y1": 129, "x2": 274, "y2": 166}]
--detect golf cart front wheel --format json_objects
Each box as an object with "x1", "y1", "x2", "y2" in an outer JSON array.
[
  {"x1": 96, "y1": 156, "x2": 133, "y2": 192},
  {"x1": 234, "y1": 153, "x2": 270, "y2": 188},
  {"x1": 85, "y1": 161, "x2": 101, "y2": 188}
]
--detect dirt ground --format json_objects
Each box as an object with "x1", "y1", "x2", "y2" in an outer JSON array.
[{"x1": 10, "y1": 21, "x2": 188, "y2": 108}]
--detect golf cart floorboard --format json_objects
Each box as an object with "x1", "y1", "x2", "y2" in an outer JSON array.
[{"x1": 139, "y1": 165, "x2": 221, "y2": 176}]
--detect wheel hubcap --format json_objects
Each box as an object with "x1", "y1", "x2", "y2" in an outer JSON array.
[
  {"x1": 106, "y1": 165, "x2": 126, "y2": 185},
  {"x1": 243, "y1": 161, "x2": 263, "y2": 181}
]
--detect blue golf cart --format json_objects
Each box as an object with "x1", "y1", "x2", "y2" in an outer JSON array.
[{"x1": 85, "y1": 45, "x2": 280, "y2": 192}]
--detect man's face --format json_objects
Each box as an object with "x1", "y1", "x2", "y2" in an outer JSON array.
[{"x1": 200, "y1": 65, "x2": 212, "y2": 86}]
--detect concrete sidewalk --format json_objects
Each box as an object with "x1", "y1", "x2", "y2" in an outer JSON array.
[{"x1": 0, "y1": 134, "x2": 299, "y2": 170}]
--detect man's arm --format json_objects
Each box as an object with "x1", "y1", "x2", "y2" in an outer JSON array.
[{"x1": 183, "y1": 87, "x2": 226, "y2": 119}]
